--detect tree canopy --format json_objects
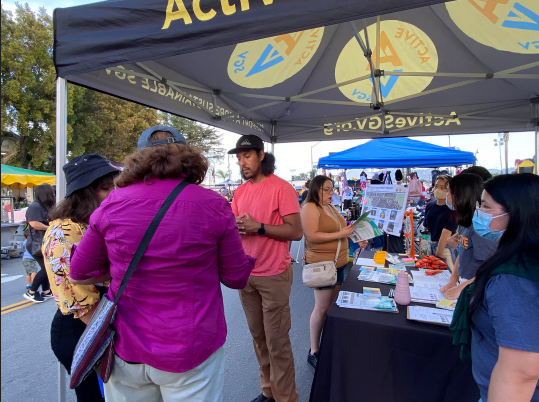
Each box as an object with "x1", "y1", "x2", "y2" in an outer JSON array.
[{"x1": 1, "y1": 4, "x2": 224, "y2": 172}]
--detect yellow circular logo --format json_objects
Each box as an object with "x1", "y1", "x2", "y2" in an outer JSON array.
[
  {"x1": 447, "y1": 0, "x2": 539, "y2": 54},
  {"x1": 228, "y1": 27, "x2": 324, "y2": 89},
  {"x1": 335, "y1": 20, "x2": 438, "y2": 104}
]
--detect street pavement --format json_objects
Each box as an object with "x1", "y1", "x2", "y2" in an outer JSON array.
[{"x1": 1, "y1": 241, "x2": 347, "y2": 402}]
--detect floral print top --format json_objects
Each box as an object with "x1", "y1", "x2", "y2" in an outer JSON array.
[{"x1": 42, "y1": 219, "x2": 101, "y2": 318}]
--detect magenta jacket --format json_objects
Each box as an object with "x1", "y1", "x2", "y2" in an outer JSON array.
[{"x1": 70, "y1": 178, "x2": 255, "y2": 373}]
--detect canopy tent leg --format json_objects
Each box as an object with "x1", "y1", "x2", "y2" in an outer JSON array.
[
  {"x1": 55, "y1": 78, "x2": 68, "y2": 402},
  {"x1": 533, "y1": 98, "x2": 539, "y2": 175},
  {"x1": 55, "y1": 78, "x2": 68, "y2": 203},
  {"x1": 270, "y1": 121, "x2": 276, "y2": 154}
]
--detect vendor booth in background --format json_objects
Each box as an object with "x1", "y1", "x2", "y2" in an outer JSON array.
[
  {"x1": 515, "y1": 158, "x2": 536, "y2": 174},
  {"x1": 1, "y1": 164, "x2": 56, "y2": 257},
  {"x1": 318, "y1": 137, "x2": 476, "y2": 169}
]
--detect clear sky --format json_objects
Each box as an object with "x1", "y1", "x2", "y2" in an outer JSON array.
[{"x1": 3, "y1": 1, "x2": 536, "y2": 181}]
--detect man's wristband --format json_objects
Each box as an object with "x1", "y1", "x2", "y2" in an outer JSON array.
[{"x1": 257, "y1": 223, "x2": 265, "y2": 235}]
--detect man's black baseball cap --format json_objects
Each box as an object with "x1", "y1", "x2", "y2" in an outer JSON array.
[{"x1": 227, "y1": 135, "x2": 264, "y2": 154}]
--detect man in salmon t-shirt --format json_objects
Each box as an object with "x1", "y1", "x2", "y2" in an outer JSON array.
[{"x1": 230, "y1": 135, "x2": 303, "y2": 402}]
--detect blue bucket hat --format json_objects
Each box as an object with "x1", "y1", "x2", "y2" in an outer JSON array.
[{"x1": 137, "y1": 125, "x2": 187, "y2": 151}]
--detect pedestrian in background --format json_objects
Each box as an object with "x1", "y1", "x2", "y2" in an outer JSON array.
[
  {"x1": 229, "y1": 134, "x2": 303, "y2": 402},
  {"x1": 21, "y1": 230, "x2": 38, "y2": 290},
  {"x1": 24, "y1": 183, "x2": 55, "y2": 303},
  {"x1": 70, "y1": 126, "x2": 255, "y2": 402},
  {"x1": 44, "y1": 153, "x2": 120, "y2": 402}
]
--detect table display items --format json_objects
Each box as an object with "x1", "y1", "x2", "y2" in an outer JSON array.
[
  {"x1": 407, "y1": 306, "x2": 454, "y2": 326},
  {"x1": 393, "y1": 270, "x2": 411, "y2": 305},
  {"x1": 336, "y1": 290, "x2": 398, "y2": 313}
]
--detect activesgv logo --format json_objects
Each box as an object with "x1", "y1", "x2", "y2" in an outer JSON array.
[
  {"x1": 447, "y1": 0, "x2": 538, "y2": 53},
  {"x1": 335, "y1": 20, "x2": 439, "y2": 104},
  {"x1": 228, "y1": 28, "x2": 324, "y2": 89}
]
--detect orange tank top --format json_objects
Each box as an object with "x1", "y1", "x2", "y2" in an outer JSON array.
[{"x1": 305, "y1": 204, "x2": 349, "y2": 267}]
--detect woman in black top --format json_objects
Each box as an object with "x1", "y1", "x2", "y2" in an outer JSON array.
[
  {"x1": 423, "y1": 175, "x2": 457, "y2": 266},
  {"x1": 24, "y1": 184, "x2": 55, "y2": 303}
]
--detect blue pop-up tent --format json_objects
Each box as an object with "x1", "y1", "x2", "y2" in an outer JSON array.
[{"x1": 318, "y1": 137, "x2": 475, "y2": 169}]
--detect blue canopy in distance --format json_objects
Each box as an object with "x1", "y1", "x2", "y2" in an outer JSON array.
[
  {"x1": 217, "y1": 179, "x2": 240, "y2": 186},
  {"x1": 318, "y1": 137, "x2": 476, "y2": 169}
]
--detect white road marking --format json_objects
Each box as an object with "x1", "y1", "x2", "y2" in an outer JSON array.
[{"x1": 1, "y1": 275, "x2": 24, "y2": 283}]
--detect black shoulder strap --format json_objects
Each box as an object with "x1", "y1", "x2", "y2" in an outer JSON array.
[{"x1": 114, "y1": 180, "x2": 189, "y2": 304}]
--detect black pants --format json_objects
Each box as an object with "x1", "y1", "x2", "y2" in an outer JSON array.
[
  {"x1": 30, "y1": 257, "x2": 50, "y2": 293},
  {"x1": 51, "y1": 310, "x2": 105, "y2": 402}
]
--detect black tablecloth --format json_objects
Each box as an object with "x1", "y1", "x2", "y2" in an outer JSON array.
[{"x1": 309, "y1": 251, "x2": 479, "y2": 402}]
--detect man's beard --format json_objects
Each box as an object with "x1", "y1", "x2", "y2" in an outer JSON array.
[{"x1": 241, "y1": 167, "x2": 259, "y2": 180}]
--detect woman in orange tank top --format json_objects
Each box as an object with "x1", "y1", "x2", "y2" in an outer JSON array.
[{"x1": 300, "y1": 176, "x2": 367, "y2": 370}]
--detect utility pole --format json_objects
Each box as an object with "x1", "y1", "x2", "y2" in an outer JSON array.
[
  {"x1": 311, "y1": 141, "x2": 321, "y2": 179},
  {"x1": 493, "y1": 134, "x2": 505, "y2": 173},
  {"x1": 503, "y1": 132, "x2": 509, "y2": 174}
]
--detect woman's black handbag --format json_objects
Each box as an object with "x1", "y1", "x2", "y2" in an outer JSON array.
[{"x1": 27, "y1": 228, "x2": 45, "y2": 258}]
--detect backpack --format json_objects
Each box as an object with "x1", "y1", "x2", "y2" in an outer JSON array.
[{"x1": 409, "y1": 178, "x2": 423, "y2": 197}]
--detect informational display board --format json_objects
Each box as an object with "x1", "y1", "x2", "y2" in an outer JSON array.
[{"x1": 361, "y1": 185, "x2": 409, "y2": 237}]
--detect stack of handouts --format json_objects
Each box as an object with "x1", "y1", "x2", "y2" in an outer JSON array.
[
  {"x1": 407, "y1": 306, "x2": 454, "y2": 326},
  {"x1": 336, "y1": 290, "x2": 398, "y2": 313},
  {"x1": 411, "y1": 270, "x2": 451, "y2": 289},
  {"x1": 357, "y1": 266, "x2": 396, "y2": 284},
  {"x1": 409, "y1": 287, "x2": 444, "y2": 304}
]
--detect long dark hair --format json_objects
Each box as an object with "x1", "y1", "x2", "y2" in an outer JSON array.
[
  {"x1": 33, "y1": 184, "x2": 55, "y2": 212},
  {"x1": 49, "y1": 172, "x2": 117, "y2": 224},
  {"x1": 303, "y1": 175, "x2": 333, "y2": 208},
  {"x1": 449, "y1": 173, "x2": 483, "y2": 227},
  {"x1": 469, "y1": 174, "x2": 539, "y2": 320},
  {"x1": 239, "y1": 150, "x2": 276, "y2": 180}
]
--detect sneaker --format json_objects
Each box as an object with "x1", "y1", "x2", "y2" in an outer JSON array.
[
  {"x1": 23, "y1": 291, "x2": 45, "y2": 303},
  {"x1": 41, "y1": 292, "x2": 54, "y2": 300},
  {"x1": 26, "y1": 284, "x2": 32, "y2": 290},
  {"x1": 250, "y1": 393, "x2": 275, "y2": 402},
  {"x1": 307, "y1": 349, "x2": 319, "y2": 370}
]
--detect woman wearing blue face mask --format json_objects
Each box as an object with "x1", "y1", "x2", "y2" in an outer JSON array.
[
  {"x1": 440, "y1": 173, "x2": 499, "y2": 300},
  {"x1": 450, "y1": 173, "x2": 539, "y2": 402}
]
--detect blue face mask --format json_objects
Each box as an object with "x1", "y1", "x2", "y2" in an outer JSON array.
[
  {"x1": 472, "y1": 209, "x2": 507, "y2": 241},
  {"x1": 446, "y1": 197, "x2": 454, "y2": 210}
]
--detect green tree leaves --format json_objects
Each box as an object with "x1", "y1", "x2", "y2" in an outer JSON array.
[{"x1": 2, "y1": 5, "x2": 224, "y2": 172}]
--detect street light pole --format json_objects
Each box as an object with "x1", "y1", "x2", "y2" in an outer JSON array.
[
  {"x1": 494, "y1": 134, "x2": 505, "y2": 173},
  {"x1": 503, "y1": 132, "x2": 509, "y2": 174},
  {"x1": 311, "y1": 141, "x2": 321, "y2": 178}
]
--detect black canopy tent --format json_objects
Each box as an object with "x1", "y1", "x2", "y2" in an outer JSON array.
[{"x1": 52, "y1": 0, "x2": 539, "y2": 197}]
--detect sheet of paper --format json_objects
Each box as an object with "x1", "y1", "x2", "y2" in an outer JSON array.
[
  {"x1": 355, "y1": 258, "x2": 385, "y2": 268},
  {"x1": 350, "y1": 220, "x2": 376, "y2": 242},
  {"x1": 411, "y1": 270, "x2": 450, "y2": 289},
  {"x1": 408, "y1": 306, "x2": 454, "y2": 325},
  {"x1": 409, "y1": 287, "x2": 444, "y2": 304}
]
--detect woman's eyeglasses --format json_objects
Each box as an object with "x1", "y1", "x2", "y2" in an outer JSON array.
[{"x1": 322, "y1": 187, "x2": 334, "y2": 194}]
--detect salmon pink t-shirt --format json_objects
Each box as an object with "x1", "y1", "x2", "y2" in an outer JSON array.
[{"x1": 232, "y1": 174, "x2": 300, "y2": 276}]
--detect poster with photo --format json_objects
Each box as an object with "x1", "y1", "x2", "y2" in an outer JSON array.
[{"x1": 361, "y1": 185, "x2": 409, "y2": 236}]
